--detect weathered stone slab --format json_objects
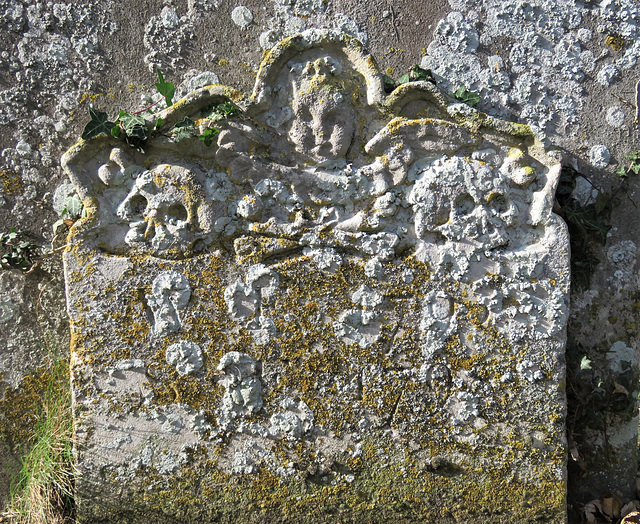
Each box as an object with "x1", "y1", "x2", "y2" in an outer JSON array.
[{"x1": 62, "y1": 30, "x2": 569, "y2": 523}]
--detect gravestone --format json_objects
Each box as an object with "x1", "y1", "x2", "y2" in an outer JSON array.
[{"x1": 62, "y1": 30, "x2": 569, "y2": 523}]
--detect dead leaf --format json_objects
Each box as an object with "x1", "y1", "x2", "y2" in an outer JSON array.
[
  {"x1": 613, "y1": 381, "x2": 629, "y2": 396},
  {"x1": 600, "y1": 491, "x2": 622, "y2": 519},
  {"x1": 622, "y1": 501, "x2": 640, "y2": 518},
  {"x1": 585, "y1": 500, "x2": 604, "y2": 523},
  {"x1": 570, "y1": 446, "x2": 581, "y2": 462}
]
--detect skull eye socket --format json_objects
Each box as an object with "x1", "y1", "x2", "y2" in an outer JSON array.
[
  {"x1": 129, "y1": 195, "x2": 148, "y2": 216},
  {"x1": 487, "y1": 193, "x2": 509, "y2": 214},
  {"x1": 167, "y1": 203, "x2": 188, "y2": 221},
  {"x1": 454, "y1": 193, "x2": 475, "y2": 216},
  {"x1": 434, "y1": 198, "x2": 451, "y2": 226}
]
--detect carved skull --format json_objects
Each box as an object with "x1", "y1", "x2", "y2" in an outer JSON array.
[
  {"x1": 116, "y1": 166, "x2": 192, "y2": 254},
  {"x1": 407, "y1": 156, "x2": 518, "y2": 249}
]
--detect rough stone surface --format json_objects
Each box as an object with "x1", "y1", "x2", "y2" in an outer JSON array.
[
  {"x1": 0, "y1": 0, "x2": 639, "y2": 520},
  {"x1": 61, "y1": 30, "x2": 569, "y2": 522}
]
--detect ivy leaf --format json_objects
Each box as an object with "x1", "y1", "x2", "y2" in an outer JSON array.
[
  {"x1": 155, "y1": 70, "x2": 175, "y2": 107},
  {"x1": 154, "y1": 117, "x2": 164, "y2": 130},
  {"x1": 397, "y1": 72, "x2": 411, "y2": 85},
  {"x1": 117, "y1": 111, "x2": 145, "y2": 132},
  {"x1": 397, "y1": 65, "x2": 436, "y2": 85},
  {"x1": 199, "y1": 128, "x2": 219, "y2": 147},
  {"x1": 382, "y1": 74, "x2": 395, "y2": 93},
  {"x1": 64, "y1": 195, "x2": 84, "y2": 219},
  {"x1": 452, "y1": 86, "x2": 481, "y2": 107},
  {"x1": 126, "y1": 124, "x2": 150, "y2": 141},
  {"x1": 625, "y1": 152, "x2": 640, "y2": 174},
  {"x1": 409, "y1": 65, "x2": 435, "y2": 83},
  {"x1": 175, "y1": 117, "x2": 195, "y2": 128},
  {"x1": 81, "y1": 107, "x2": 115, "y2": 140},
  {"x1": 116, "y1": 111, "x2": 150, "y2": 142},
  {"x1": 615, "y1": 166, "x2": 628, "y2": 178},
  {"x1": 171, "y1": 117, "x2": 196, "y2": 142},
  {"x1": 580, "y1": 356, "x2": 592, "y2": 370},
  {"x1": 207, "y1": 101, "x2": 241, "y2": 121},
  {"x1": 624, "y1": 151, "x2": 640, "y2": 161}
]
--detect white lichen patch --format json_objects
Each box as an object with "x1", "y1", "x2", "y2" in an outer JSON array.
[
  {"x1": 269, "y1": 398, "x2": 314, "y2": 439},
  {"x1": 605, "y1": 105, "x2": 626, "y2": 127},
  {"x1": 445, "y1": 391, "x2": 479, "y2": 426},
  {"x1": 589, "y1": 145, "x2": 611, "y2": 169},
  {"x1": 333, "y1": 309, "x2": 383, "y2": 348},
  {"x1": 421, "y1": 0, "x2": 640, "y2": 151},
  {"x1": 166, "y1": 341, "x2": 203, "y2": 375},
  {"x1": 146, "y1": 271, "x2": 191, "y2": 337},
  {"x1": 419, "y1": 291, "x2": 457, "y2": 352},
  {"x1": 607, "y1": 340, "x2": 636, "y2": 373},
  {"x1": 231, "y1": 6, "x2": 253, "y2": 29},
  {"x1": 351, "y1": 285, "x2": 383, "y2": 308},
  {"x1": 607, "y1": 240, "x2": 637, "y2": 288},
  {"x1": 217, "y1": 352, "x2": 263, "y2": 426}
]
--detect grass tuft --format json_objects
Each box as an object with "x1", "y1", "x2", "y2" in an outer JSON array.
[{"x1": 6, "y1": 351, "x2": 74, "y2": 524}]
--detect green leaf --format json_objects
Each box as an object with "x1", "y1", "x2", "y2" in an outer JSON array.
[
  {"x1": 199, "y1": 128, "x2": 219, "y2": 147},
  {"x1": 216, "y1": 101, "x2": 241, "y2": 116},
  {"x1": 615, "y1": 166, "x2": 628, "y2": 178},
  {"x1": 154, "y1": 117, "x2": 164, "y2": 130},
  {"x1": 171, "y1": 117, "x2": 196, "y2": 142},
  {"x1": 409, "y1": 65, "x2": 435, "y2": 83},
  {"x1": 118, "y1": 111, "x2": 145, "y2": 131},
  {"x1": 175, "y1": 117, "x2": 195, "y2": 128},
  {"x1": 580, "y1": 356, "x2": 592, "y2": 370},
  {"x1": 64, "y1": 195, "x2": 83, "y2": 219},
  {"x1": 451, "y1": 86, "x2": 481, "y2": 107},
  {"x1": 111, "y1": 126, "x2": 121, "y2": 138},
  {"x1": 207, "y1": 101, "x2": 241, "y2": 121},
  {"x1": 397, "y1": 65, "x2": 435, "y2": 85},
  {"x1": 126, "y1": 124, "x2": 150, "y2": 141},
  {"x1": 172, "y1": 128, "x2": 194, "y2": 142},
  {"x1": 624, "y1": 151, "x2": 640, "y2": 161},
  {"x1": 155, "y1": 70, "x2": 175, "y2": 107},
  {"x1": 382, "y1": 75, "x2": 395, "y2": 93},
  {"x1": 81, "y1": 107, "x2": 115, "y2": 140}
]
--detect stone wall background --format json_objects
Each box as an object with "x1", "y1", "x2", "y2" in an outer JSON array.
[{"x1": 0, "y1": 0, "x2": 638, "y2": 517}]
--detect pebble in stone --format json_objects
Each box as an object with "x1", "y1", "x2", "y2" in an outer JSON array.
[{"x1": 232, "y1": 6, "x2": 253, "y2": 29}]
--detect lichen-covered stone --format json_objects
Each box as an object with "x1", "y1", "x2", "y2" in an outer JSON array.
[{"x1": 61, "y1": 30, "x2": 569, "y2": 523}]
